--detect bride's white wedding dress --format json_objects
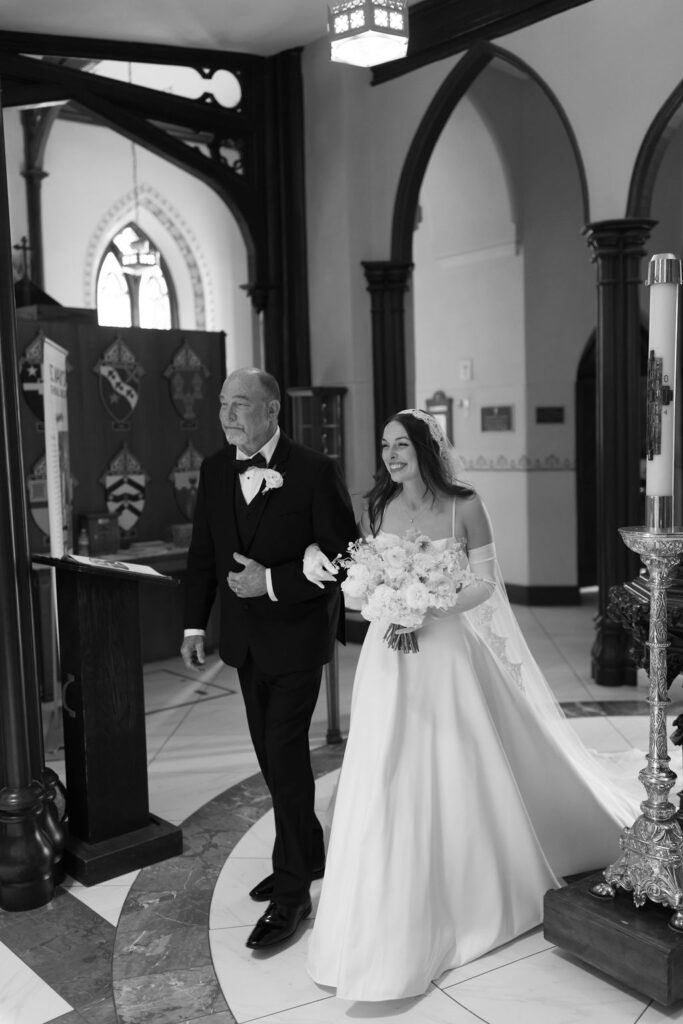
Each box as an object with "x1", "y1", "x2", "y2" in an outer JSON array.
[{"x1": 306, "y1": 532, "x2": 642, "y2": 1002}]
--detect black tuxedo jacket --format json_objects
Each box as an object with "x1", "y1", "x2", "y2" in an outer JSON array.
[{"x1": 183, "y1": 432, "x2": 358, "y2": 673}]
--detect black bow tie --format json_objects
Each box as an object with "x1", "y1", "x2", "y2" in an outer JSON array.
[{"x1": 235, "y1": 452, "x2": 267, "y2": 473}]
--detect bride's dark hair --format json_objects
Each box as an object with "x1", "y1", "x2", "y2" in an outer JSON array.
[{"x1": 364, "y1": 412, "x2": 474, "y2": 535}]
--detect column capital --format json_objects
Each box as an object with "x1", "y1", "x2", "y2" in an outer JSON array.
[
  {"x1": 583, "y1": 218, "x2": 656, "y2": 258},
  {"x1": 362, "y1": 261, "x2": 413, "y2": 292},
  {"x1": 240, "y1": 281, "x2": 273, "y2": 315}
]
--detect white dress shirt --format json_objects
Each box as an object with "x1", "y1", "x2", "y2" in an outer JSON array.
[{"x1": 235, "y1": 428, "x2": 280, "y2": 505}]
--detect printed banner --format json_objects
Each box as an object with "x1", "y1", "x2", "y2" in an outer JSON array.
[
  {"x1": 19, "y1": 331, "x2": 45, "y2": 422},
  {"x1": 27, "y1": 454, "x2": 50, "y2": 538},
  {"x1": 43, "y1": 337, "x2": 72, "y2": 556}
]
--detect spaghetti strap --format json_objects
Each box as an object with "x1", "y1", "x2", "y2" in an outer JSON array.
[{"x1": 451, "y1": 498, "x2": 456, "y2": 538}]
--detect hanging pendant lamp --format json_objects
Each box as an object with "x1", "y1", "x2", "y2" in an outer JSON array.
[
  {"x1": 328, "y1": 0, "x2": 408, "y2": 68},
  {"x1": 122, "y1": 62, "x2": 159, "y2": 277}
]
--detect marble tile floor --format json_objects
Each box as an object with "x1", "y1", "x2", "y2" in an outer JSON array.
[{"x1": 3, "y1": 594, "x2": 683, "y2": 1024}]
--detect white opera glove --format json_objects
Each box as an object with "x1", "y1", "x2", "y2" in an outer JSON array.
[
  {"x1": 429, "y1": 542, "x2": 497, "y2": 618},
  {"x1": 457, "y1": 542, "x2": 497, "y2": 611},
  {"x1": 303, "y1": 543, "x2": 339, "y2": 589}
]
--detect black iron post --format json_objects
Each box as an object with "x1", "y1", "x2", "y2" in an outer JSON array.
[{"x1": 0, "y1": 87, "x2": 62, "y2": 911}]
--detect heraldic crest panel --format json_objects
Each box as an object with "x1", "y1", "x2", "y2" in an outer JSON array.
[{"x1": 18, "y1": 318, "x2": 225, "y2": 551}]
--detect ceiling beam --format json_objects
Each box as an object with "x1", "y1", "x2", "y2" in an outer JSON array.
[
  {"x1": 0, "y1": 53, "x2": 247, "y2": 135},
  {"x1": 0, "y1": 29, "x2": 260, "y2": 71}
]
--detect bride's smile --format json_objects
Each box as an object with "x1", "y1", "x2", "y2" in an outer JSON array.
[{"x1": 381, "y1": 421, "x2": 419, "y2": 482}]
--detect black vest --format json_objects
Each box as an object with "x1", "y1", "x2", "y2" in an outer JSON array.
[{"x1": 233, "y1": 476, "x2": 266, "y2": 551}]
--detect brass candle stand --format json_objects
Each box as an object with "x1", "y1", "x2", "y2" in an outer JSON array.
[{"x1": 591, "y1": 514, "x2": 683, "y2": 930}]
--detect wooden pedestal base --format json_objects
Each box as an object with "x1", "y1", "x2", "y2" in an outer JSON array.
[
  {"x1": 63, "y1": 813, "x2": 183, "y2": 886},
  {"x1": 544, "y1": 871, "x2": 683, "y2": 1006}
]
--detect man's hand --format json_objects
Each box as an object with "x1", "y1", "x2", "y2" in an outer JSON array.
[
  {"x1": 303, "y1": 543, "x2": 339, "y2": 589},
  {"x1": 181, "y1": 634, "x2": 205, "y2": 670},
  {"x1": 228, "y1": 553, "x2": 267, "y2": 597}
]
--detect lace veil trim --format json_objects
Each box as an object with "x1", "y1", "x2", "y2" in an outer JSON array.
[{"x1": 463, "y1": 535, "x2": 642, "y2": 829}]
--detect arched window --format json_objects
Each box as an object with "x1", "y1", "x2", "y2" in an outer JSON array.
[{"x1": 97, "y1": 223, "x2": 177, "y2": 329}]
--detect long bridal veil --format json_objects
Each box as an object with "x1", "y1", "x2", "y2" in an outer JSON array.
[{"x1": 465, "y1": 541, "x2": 644, "y2": 830}]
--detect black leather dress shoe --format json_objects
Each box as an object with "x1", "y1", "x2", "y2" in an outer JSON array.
[
  {"x1": 246, "y1": 898, "x2": 312, "y2": 949},
  {"x1": 249, "y1": 866, "x2": 325, "y2": 902}
]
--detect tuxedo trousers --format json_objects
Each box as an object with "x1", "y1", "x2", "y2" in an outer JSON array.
[{"x1": 238, "y1": 652, "x2": 326, "y2": 906}]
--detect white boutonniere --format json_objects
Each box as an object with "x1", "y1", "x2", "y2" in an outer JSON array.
[{"x1": 262, "y1": 468, "x2": 284, "y2": 492}]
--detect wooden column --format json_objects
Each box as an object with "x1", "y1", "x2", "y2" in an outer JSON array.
[
  {"x1": 583, "y1": 218, "x2": 655, "y2": 686},
  {"x1": 362, "y1": 261, "x2": 413, "y2": 439},
  {"x1": 0, "y1": 89, "x2": 62, "y2": 911},
  {"x1": 21, "y1": 107, "x2": 57, "y2": 289},
  {"x1": 260, "y1": 49, "x2": 311, "y2": 403}
]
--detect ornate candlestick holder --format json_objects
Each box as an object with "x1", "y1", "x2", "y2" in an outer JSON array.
[{"x1": 591, "y1": 517, "x2": 683, "y2": 930}]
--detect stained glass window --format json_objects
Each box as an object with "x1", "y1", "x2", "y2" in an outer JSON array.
[{"x1": 97, "y1": 223, "x2": 175, "y2": 329}]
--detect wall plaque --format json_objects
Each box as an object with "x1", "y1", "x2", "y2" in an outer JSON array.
[
  {"x1": 481, "y1": 405, "x2": 513, "y2": 432},
  {"x1": 536, "y1": 406, "x2": 565, "y2": 424}
]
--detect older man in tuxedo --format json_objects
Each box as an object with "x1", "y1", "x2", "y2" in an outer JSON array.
[{"x1": 181, "y1": 367, "x2": 357, "y2": 950}]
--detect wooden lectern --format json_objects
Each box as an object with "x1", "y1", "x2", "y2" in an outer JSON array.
[{"x1": 33, "y1": 555, "x2": 183, "y2": 885}]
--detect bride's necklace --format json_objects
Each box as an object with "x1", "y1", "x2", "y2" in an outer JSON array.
[{"x1": 400, "y1": 492, "x2": 434, "y2": 526}]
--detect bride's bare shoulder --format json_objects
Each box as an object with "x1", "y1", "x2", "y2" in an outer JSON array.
[
  {"x1": 455, "y1": 490, "x2": 493, "y2": 546},
  {"x1": 455, "y1": 489, "x2": 482, "y2": 515}
]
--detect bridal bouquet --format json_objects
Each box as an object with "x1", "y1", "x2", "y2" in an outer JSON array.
[{"x1": 337, "y1": 532, "x2": 474, "y2": 653}]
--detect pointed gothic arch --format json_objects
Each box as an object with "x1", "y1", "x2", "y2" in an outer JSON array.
[
  {"x1": 391, "y1": 40, "x2": 589, "y2": 264},
  {"x1": 627, "y1": 78, "x2": 683, "y2": 218},
  {"x1": 85, "y1": 183, "x2": 214, "y2": 330}
]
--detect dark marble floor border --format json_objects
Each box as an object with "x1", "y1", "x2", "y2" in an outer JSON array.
[
  {"x1": 0, "y1": 886, "x2": 118, "y2": 1024},
  {"x1": 0, "y1": 744, "x2": 344, "y2": 1024},
  {"x1": 111, "y1": 743, "x2": 346, "y2": 1024}
]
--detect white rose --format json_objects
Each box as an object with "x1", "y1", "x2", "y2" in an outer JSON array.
[
  {"x1": 403, "y1": 581, "x2": 430, "y2": 611},
  {"x1": 263, "y1": 469, "x2": 284, "y2": 491},
  {"x1": 341, "y1": 563, "x2": 373, "y2": 599}
]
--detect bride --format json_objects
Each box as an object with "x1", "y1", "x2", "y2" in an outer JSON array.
[{"x1": 303, "y1": 408, "x2": 641, "y2": 1002}]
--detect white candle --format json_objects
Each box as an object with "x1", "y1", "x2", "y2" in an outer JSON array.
[{"x1": 645, "y1": 253, "x2": 681, "y2": 500}]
